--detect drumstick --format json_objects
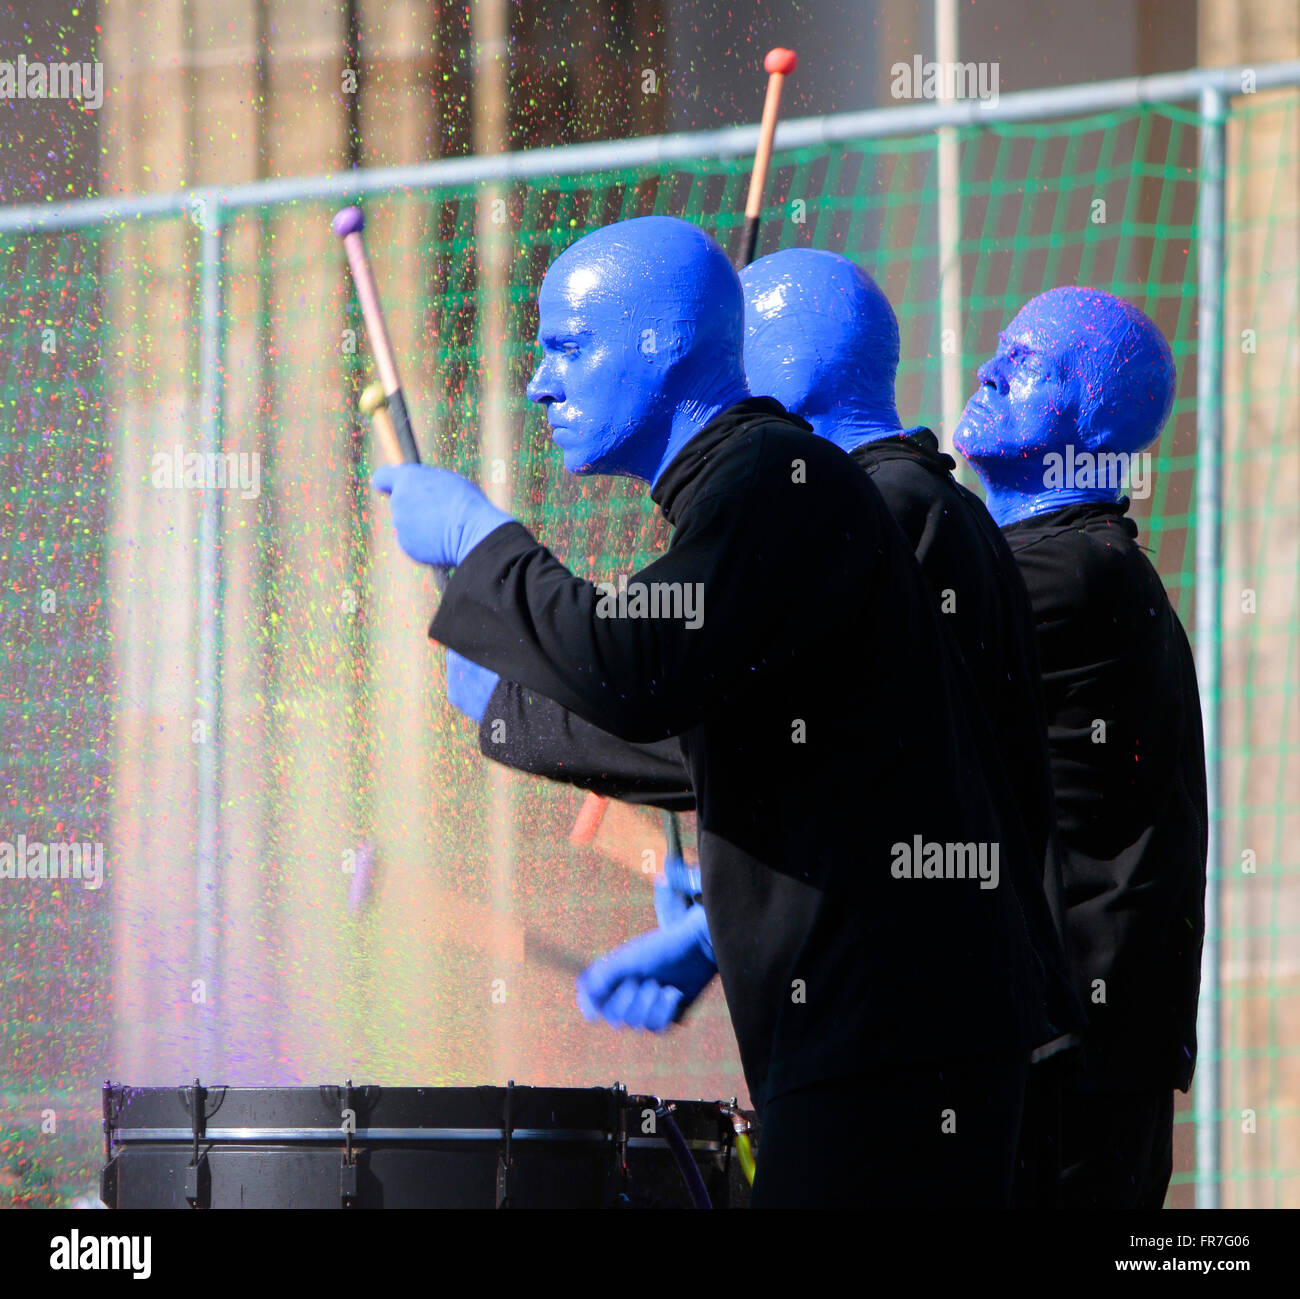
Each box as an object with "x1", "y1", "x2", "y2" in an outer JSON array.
[
  {"x1": 570, "y1": 791, "x2": 610, "y2": 847},
  {"x1": 738, "y1": 46, "x2": 798, "y2": 268},
  {"x1": 357, "y1": 377, "x2": 448, "y2": 594},
  {"x1": 344, "y1": 835, "x2": 585, "y2": 971},
  {"x1": 345, "y1": 826, "x2": 584, "y2": 974},
  {"x1": 332, "y1": 205, "x2": 421, "y2": 464},
  {"x1": 588, "y1": 49, "x2": 797, "y2": 866},
  {"x1": 567, "y1": 53, "x2": 800, "y2": 864},
  {"x1": 336, "y1": 234, "x2": 576, "y2": 968},
  {"x1": 359, "y1": 380, "x2": 405, "y2": 468},
  {"x1": 570, "y1": 793, "x2": 692, "y2": 893},
  {"x1": 571, "y1": 795, "x2": 663, "y2": 875}
]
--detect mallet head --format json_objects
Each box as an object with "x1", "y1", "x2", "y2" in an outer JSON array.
[
  {"x1": 332, "y1": 205, "x2": 366, "y2": 238},
  {"x1": 764, "y1": 47, "x2": 798, "y2": 75}
]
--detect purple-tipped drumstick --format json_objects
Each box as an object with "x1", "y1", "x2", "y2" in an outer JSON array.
[{"x1": 332, "y1": 205, "x2": 421, "y2": 464}]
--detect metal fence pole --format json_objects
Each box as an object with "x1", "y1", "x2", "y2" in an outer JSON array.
[
  {"x1": 935, "y1": 0, "x2": 965, "y2": 455},
  {"x1": 472, "y1": 0, "x2": 518, "y2": 1082},
  {"x1": 1194, "y1": 84, "x2": 1226, "y2": 1212},
  {"x1": 195, "y1": 197, "x2": 225, "y2": 1077}
]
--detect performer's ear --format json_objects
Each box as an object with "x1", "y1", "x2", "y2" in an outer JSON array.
[{"x1": 628, "y1": 309, "x2": 691, "y2": 373}]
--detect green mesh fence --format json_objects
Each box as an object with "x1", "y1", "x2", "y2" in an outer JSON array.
[
  {"x1": 0, "y1": 226, "x2": 110, "y2": 1206},
  {"x1": 1, "y1": 91, "x2": 1297, "y2": 1208}
]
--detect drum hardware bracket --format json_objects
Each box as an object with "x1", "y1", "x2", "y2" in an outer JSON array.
[
  {"x1": 495, "y1": 1080, "x2": 515, "y2": 1209},
  {"x1": 719, "y1": 1098, "x2": 752, "y2": 1139},
  {"x1": 100, "y1": 1079, "x2": 118, "y2": 1167},
  {"x1": 99, "y1": 1080, "x2": 121, "y2": 1209},
  {"x1": 613, "y1": 1082, "x2": 629, "y2": 1203},
  {"x1": 181, "y1": 1078, "x2": 212, "y2": 1209},
  {"x1": 340, "y1": 1078, "x2": 358, "y2": 1209}
]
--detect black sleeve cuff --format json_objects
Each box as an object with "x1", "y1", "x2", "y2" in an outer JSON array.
[{"x1": 426, "y1": 520, "x2": 537, "y2": 645}]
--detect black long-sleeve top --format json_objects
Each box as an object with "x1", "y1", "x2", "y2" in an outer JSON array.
[
  {"x1": 478, "y1": 670, "x2": 694, "y2": 809},
  {"x1": 477, "y1": 430, "x2": 1081, "y2": 1060},
  {"x1": 852, "y1": 433, "x2": 1066, "y2": 928},
  {"x1": 430, "y1": 398, "x2": 1055, "y2": 1109},
  {"x1": 1002, "y1": 502, "x2": 1208, "y2": 1092},
  {"x1": 851, "y1": 433, "x2": 1078, "y2": 1055}
]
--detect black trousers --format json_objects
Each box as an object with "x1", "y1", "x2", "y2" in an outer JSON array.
[
  {"x1": 1010, "y1": 1052, "x2": 1068, "y2": 1208},
  {"x1": 1059, "y1": 1086, "x2": 1175, "y2": 1209},
  {"x1": 750, "y1": 1053, "x2": 1029, "y2": 1209}
]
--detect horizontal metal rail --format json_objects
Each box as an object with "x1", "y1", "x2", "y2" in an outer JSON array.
[
  {"x1": 112, "y1": 1125, "x2": 616, "y2": 1143},
  {"x1": 109, "y1": 1125, "x2": 726, "y2": 1151},
  {"x1": 0, "y1": 59, "x2": 1296, "y2": 236}
]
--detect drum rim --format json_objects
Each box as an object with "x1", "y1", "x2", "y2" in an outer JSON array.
[{"x1": 109, "y1": 1125, "x2": 728, "y2": 1152}]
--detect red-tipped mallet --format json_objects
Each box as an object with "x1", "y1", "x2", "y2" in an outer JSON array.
[
  {"x1": 333, "y1": 205, "x2": 421, "y2": 464},
  {"x1": 738, "y1": 46, "x2": 798, "y2": 268}
]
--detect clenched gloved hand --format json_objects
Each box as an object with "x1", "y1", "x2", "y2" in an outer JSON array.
[
  {"x1": 370, "y1": 464, "x2": 514, "y2": 570},
  {"x1": 446, "y1": 649, "x2": 500, "y2": 724},
  {"x1": 575, "y1": 902, "x2": 717, "y2": 1033}
]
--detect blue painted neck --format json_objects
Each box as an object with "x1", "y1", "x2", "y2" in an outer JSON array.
[
  {"x1": 804, "y1": 408, "x2": 905, "y2": 454},
  {"x1": 978, "y1": 476, "x2": 1123, "y2": 528},
  {"x1": 649, "y1": 383, "x2": 752, "y2": 488}
]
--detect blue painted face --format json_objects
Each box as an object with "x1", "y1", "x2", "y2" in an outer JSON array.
[
  {"x1": 526, "y1": 216, "x2": 749, "y2": 483},
  {"x1": 740, "y1": 249, "x2": 904, "y2": 451},
  {"x1": 954, "y1": 287, "x2": 1176, "y2": 526}
]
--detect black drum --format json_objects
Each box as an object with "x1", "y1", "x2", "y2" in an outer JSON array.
[{"x1": 100, "y1": 1081, "x2": 754, "y2": 1209}]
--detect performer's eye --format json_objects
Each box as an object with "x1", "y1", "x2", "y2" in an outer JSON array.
[{"x1": 1008, "y1": 348, "x2": 1043, "y2": 375}]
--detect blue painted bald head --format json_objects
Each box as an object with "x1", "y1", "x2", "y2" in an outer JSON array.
[
  {"x1": 954, "y1": 286, "x2": 1176, "y2": 526},
  {"x1": 740, "y1": 249, "x2": 905, "y2": 451},
  {"x1": 526, "y1": 216, "x2": 749, "y2": 484}
]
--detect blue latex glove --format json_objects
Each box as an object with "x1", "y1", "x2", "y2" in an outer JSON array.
[
  {"x1": 447, "y1": 649, "x2": 500, "y2": 724},
  {"x1": 370, "y1": 464, "x2": 514, "y2": 569},
  {"x1": 575, "y1": 903, "x2": 718, "y2": 1033},
  {"x1": 653, "y1": 858, "x2": 702, "y2": 928}
]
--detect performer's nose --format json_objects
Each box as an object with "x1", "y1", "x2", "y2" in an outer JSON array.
[
  {"x1": 978, "y1": 355, "x2": 1010, "y2": 395},
  {"x1": 526, "y1": 362, "x2": 560, "y2": 405}
]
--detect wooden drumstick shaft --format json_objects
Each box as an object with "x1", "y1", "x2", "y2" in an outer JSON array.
[
  {"x1": 739, "y1": 47, "x2": 799, "y2": 268},
  {"x1": 360, "y1": 381, "x2": 405, "y2": 467},
  {"x1": 358, "y1": 380, "x2": 447, "y2": 593},
  {"x1": 333, "y1": 205, "x2": 421, "y2": 464}
]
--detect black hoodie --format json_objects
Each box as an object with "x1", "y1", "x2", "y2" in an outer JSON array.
[
  {"x1": 430, "y1": 398, "x2": 1054, "y2": 1109},
  {"x1": 1002, "y1": 501, "x2": 1207, "y2": 1092},
  {"x1": 476, "y1": 429, "x2": 1082, "y2": 1061},
  {"x1": 851, "y1": 431, "x2": 1078, "y2": 1055}
]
